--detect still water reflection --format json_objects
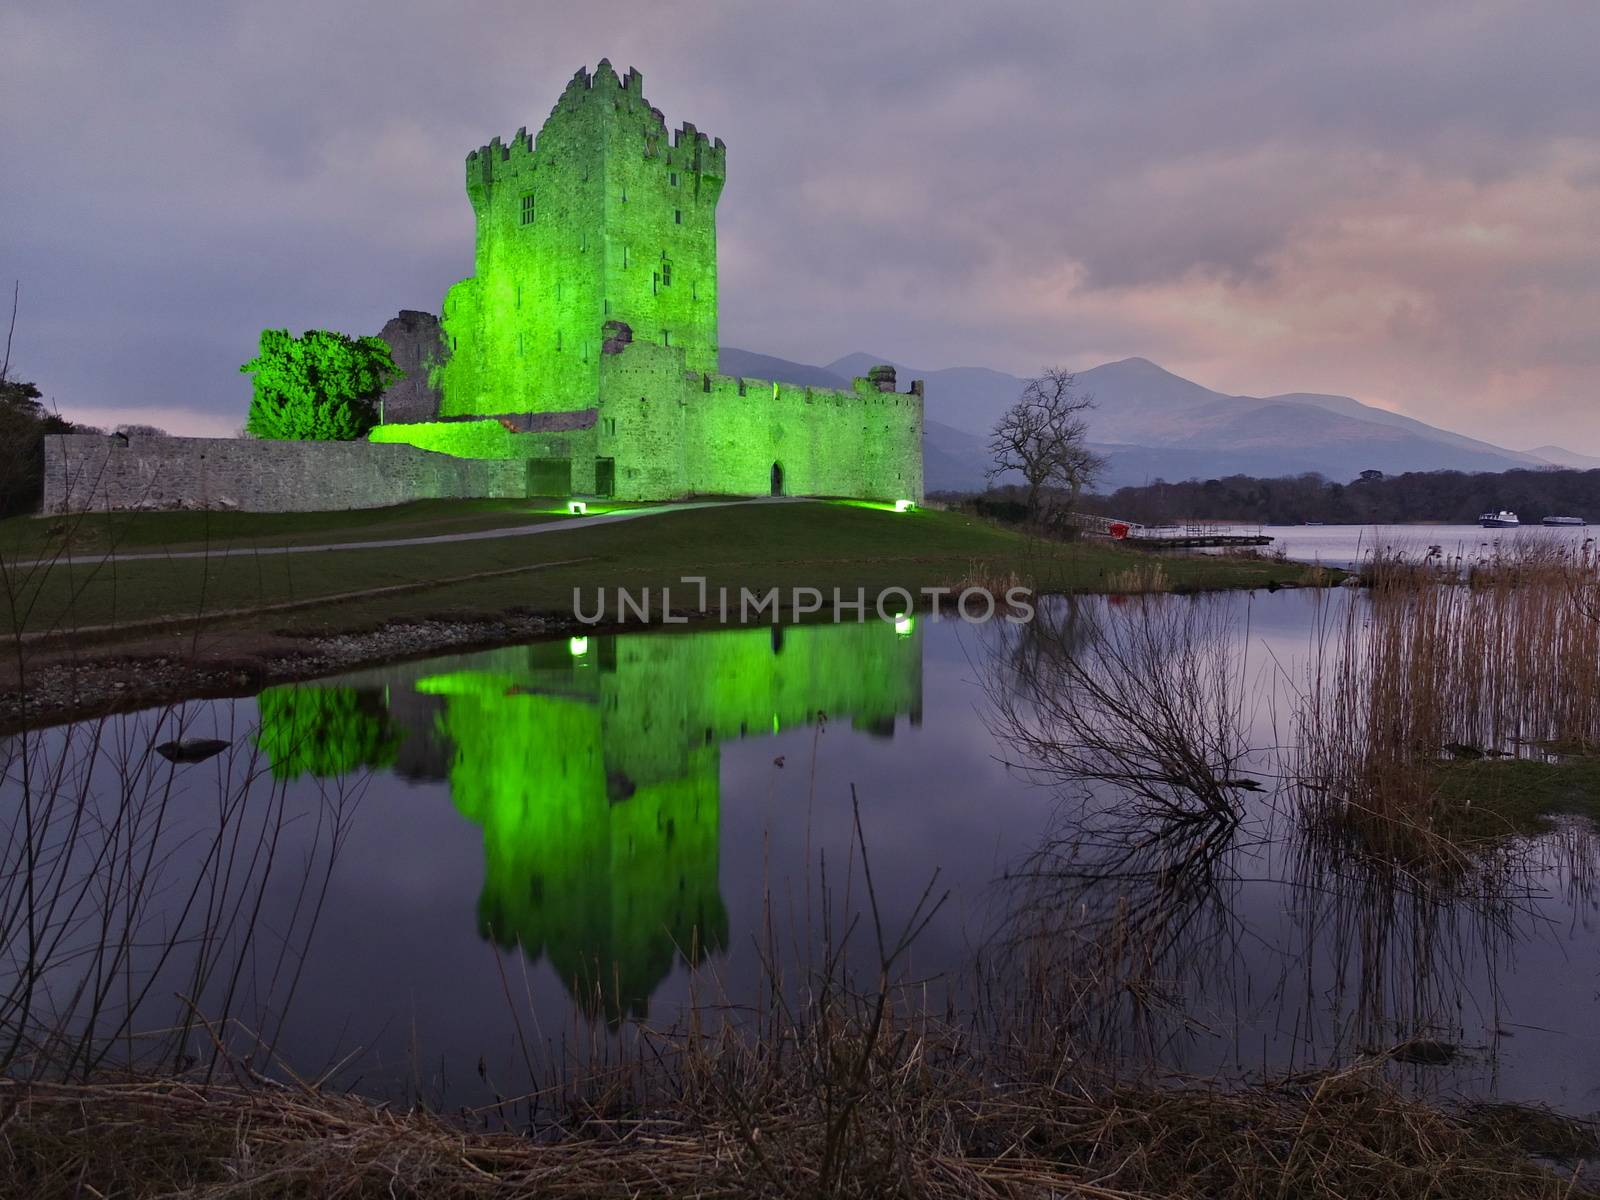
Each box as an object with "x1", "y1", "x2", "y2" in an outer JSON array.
[{"x1": 5, "y1": 596, "x2": 1599, "y2": 1114}]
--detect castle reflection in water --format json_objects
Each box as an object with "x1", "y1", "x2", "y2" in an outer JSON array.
[{"x1": 253, "y1": 621, "x2": 924, "y2": 1018}]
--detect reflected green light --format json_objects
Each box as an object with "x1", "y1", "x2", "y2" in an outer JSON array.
[
  {"x1": 252, "y1": 686, "x2": 402, "y2": 781},
  {"x1": 894, "y1": 499, "x2": 915, "y2": 512},
  {"x1": 567, "y1": 500, "x2": 588, "y2": 515},
  {"x1": 894, "y1": 614, "x2": 915, "y2": 637},
  {"x1": 255, "y1": 621, "x2": 925, "y2": 1020}
]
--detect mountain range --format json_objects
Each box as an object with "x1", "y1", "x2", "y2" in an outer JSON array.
[{"x1": 720, "y1": 348, "x2": 1583, "y2": 492}]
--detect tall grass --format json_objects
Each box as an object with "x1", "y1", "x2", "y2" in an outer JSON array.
[{"x1": 1294, "y1": 540, "x2": 1600, "y2": 865}]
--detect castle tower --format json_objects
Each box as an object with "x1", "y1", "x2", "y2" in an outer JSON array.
[{"x1": 438, "y1": 62, "x2": 726, "y2": 415}]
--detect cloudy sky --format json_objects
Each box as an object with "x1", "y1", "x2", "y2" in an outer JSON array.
[{"x1": 3, "y1": 0, "x2": 1597, "y2": 451}]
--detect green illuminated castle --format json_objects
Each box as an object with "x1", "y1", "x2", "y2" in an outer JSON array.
[{"x1": 370, "y1": 62, "x2": 924, "y2": 502}]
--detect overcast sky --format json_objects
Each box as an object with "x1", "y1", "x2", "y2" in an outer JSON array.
[{"x1": 3, "y1": 0, "x2": 1597, "y2": 451}]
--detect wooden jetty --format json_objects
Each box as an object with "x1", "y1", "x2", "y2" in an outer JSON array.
[
  {"x1": 1124, "y1": 532, "x2": 1273, "y2": 549},
  {"x1": 1066, "y1": 513, "x2": 1274, "y2": 550}
]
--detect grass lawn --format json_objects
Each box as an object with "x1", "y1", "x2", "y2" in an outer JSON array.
[
  {"x1": 0, "y1": 497, "x2": 638, "y2": 559},
  {"x1": 1436, "y1": 754, "x2": 1600, "y2": 840},
  {"x1": 1, "y1": 499, "x2": 1328, "y2": 642}
]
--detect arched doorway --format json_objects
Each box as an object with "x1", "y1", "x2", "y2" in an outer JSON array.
[{"x1": 770, "y1": 462, "x2": 784, "y2": 496}]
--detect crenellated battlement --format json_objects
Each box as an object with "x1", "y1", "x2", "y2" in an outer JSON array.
[{"x1": 465, "y1": 61, "x2": 724, "y2": 195}]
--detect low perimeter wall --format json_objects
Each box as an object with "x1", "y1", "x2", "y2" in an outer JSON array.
[{"x1": 42, "y1": 434, "x2": 528, "y2": 514}]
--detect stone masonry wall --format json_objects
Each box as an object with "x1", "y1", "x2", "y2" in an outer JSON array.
[
  {"x1": 372, "y1": 310, "x2": 446, "y2": 423},
  {"x1": 42, "y1": 434, "x2": 528, "y2": 514},
  {"x1": 596, "y1": 339, "x2": 924, "y2": 503}
]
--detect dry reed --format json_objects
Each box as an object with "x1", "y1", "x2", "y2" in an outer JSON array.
[
  {"x1": 1105, "y1": 563, "x2": 1170, "y2": 594},
  {"x1": 1294, "y1": 540, "x2": 1600, "y2": 866},
  {"x1": 3, "y1": 1038, "x2": 1592, "y2": 1198}
]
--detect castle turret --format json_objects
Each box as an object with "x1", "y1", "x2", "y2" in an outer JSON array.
[{"x1": 438, "y1": 63, "x2": 725, "y2": 417}]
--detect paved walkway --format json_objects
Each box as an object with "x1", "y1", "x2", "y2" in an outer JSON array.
[{"x1": 7, "y1": 497, "x2": 797, "y2": 571}]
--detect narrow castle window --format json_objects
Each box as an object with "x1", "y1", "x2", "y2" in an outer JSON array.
[
  {"x1": 515, "y1": 283, "x2": 521, "y2": 308},
  {"x1": 674, "y1": 209, "x2": 681, "y2": 225},
  {"x1": 662, "y1": 329, "x2": 670, "y2": 346},
  {"x1": 520, "y1": 193, "x2": 535, "y2": 225},
  {"x1": 670, "y1": 172, "x2": 679, "y2": 187},
  {"x1": 517, "y1": 332, "x2": 524, "y2": 357},
  {"x1": 661, "y1": 260, "x2": 672, "y2": 287},
  {"x1": 622, "y1": 245, "x2": 630, "y2": 267},
  {"x1": 556, "y1": 329, "x2": 563, "y2": 351}
]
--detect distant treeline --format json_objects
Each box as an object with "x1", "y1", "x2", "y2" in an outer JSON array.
[{"x1": 1076, "y1": 468, "x2": 1600, "y2": 526}]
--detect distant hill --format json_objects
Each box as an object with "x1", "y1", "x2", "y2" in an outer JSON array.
[
  {"x1": 720, "y1": 348, "x2": 1584, "y2": 492},
  {"x1": 719, "y1": 348, "x2": 851, "y2": 390},
  {"x1": 1526, "y1": 444, "x2": 1600, "y2": 470}
]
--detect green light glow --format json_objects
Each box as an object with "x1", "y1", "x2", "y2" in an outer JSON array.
[
  {"x1": 894, "y1": 614, "x2": 915, "y2": 637},
  {"x1": 368, "y1": 419, "x2": 546, "y2": 459},
  {"x1": 832, "y1": 499, "x2": 919, "y2": 513},
  {"x1": 438, "y1": 62, "x2": 722, "y2": 419},
  {"x1": 894, "y1": 499, "x2": 915, "y2": 512},
  {"x1": 242, "y1": 329, "x2": 400, "y2": 441},
  {"x1": 254, "y1": 621, "x2": 924, "y2": 1019},
  {"x1": 569, "y1": 636, "x2": 590, "y2": 656},
  {"x1": 566, "y1": 500, "x2": 588, "y2": 515},
  {"x1": 252, "y1": 686, "x2": 403, "y2": 780},
  {"x1": 420, "y1": 63, "x2": 924, "y2": 504}
]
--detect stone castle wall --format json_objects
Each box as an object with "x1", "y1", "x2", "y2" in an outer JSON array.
[
  {"x1": 42, "y1": 434, "x2": 527, "y2": 515},
  {"x1": 591, "y1": 338, "x2": 924, "y2": 501},
  {"x1": 373, "y1": 310, "x2": 447, "y2": 423}
]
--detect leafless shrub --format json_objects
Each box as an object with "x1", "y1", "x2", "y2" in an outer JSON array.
[{"x1": 984, "y1": 596, "x2": 1258, "y2": 823}]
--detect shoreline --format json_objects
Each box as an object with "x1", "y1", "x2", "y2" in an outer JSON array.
[{"x1": 1, "y1": 576, "x2": 1330, "y2": 734}]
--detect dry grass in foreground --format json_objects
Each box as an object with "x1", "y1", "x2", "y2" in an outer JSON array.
[{"x1": 3, "y1": 1059, "x2": 1594, "y2": 1199}]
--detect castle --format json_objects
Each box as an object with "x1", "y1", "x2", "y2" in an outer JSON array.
[
  {"x1": 371, "y1": 61, "x2": 925, "y2": 503},
  {"x1": 43, "y1": 62, "x2": 923, "y2": 516}
]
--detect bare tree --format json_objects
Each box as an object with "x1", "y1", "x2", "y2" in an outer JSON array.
[
  {"x1": 1, "y1": 280, "x2": 17, "y2": 386},
  {"x1": 987, "y1": 367, "x2": 1104, "y2": 520}
]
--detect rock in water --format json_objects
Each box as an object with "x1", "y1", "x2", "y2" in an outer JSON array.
[{"x1": 155, "y1": 738, "x2": 231, "y2": 764}]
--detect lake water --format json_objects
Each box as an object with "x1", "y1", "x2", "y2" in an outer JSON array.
[
  {"x1": 1201, "y1": 522, "x2": 1595, "y2": 567},
  {"x1": 5, "y1": 595, "x2": 1599, "y2": 1115}
]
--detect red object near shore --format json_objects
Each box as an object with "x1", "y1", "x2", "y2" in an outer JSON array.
[{"x1": 1109, "y1": 521, "x2": 1131, "y2": 539}]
